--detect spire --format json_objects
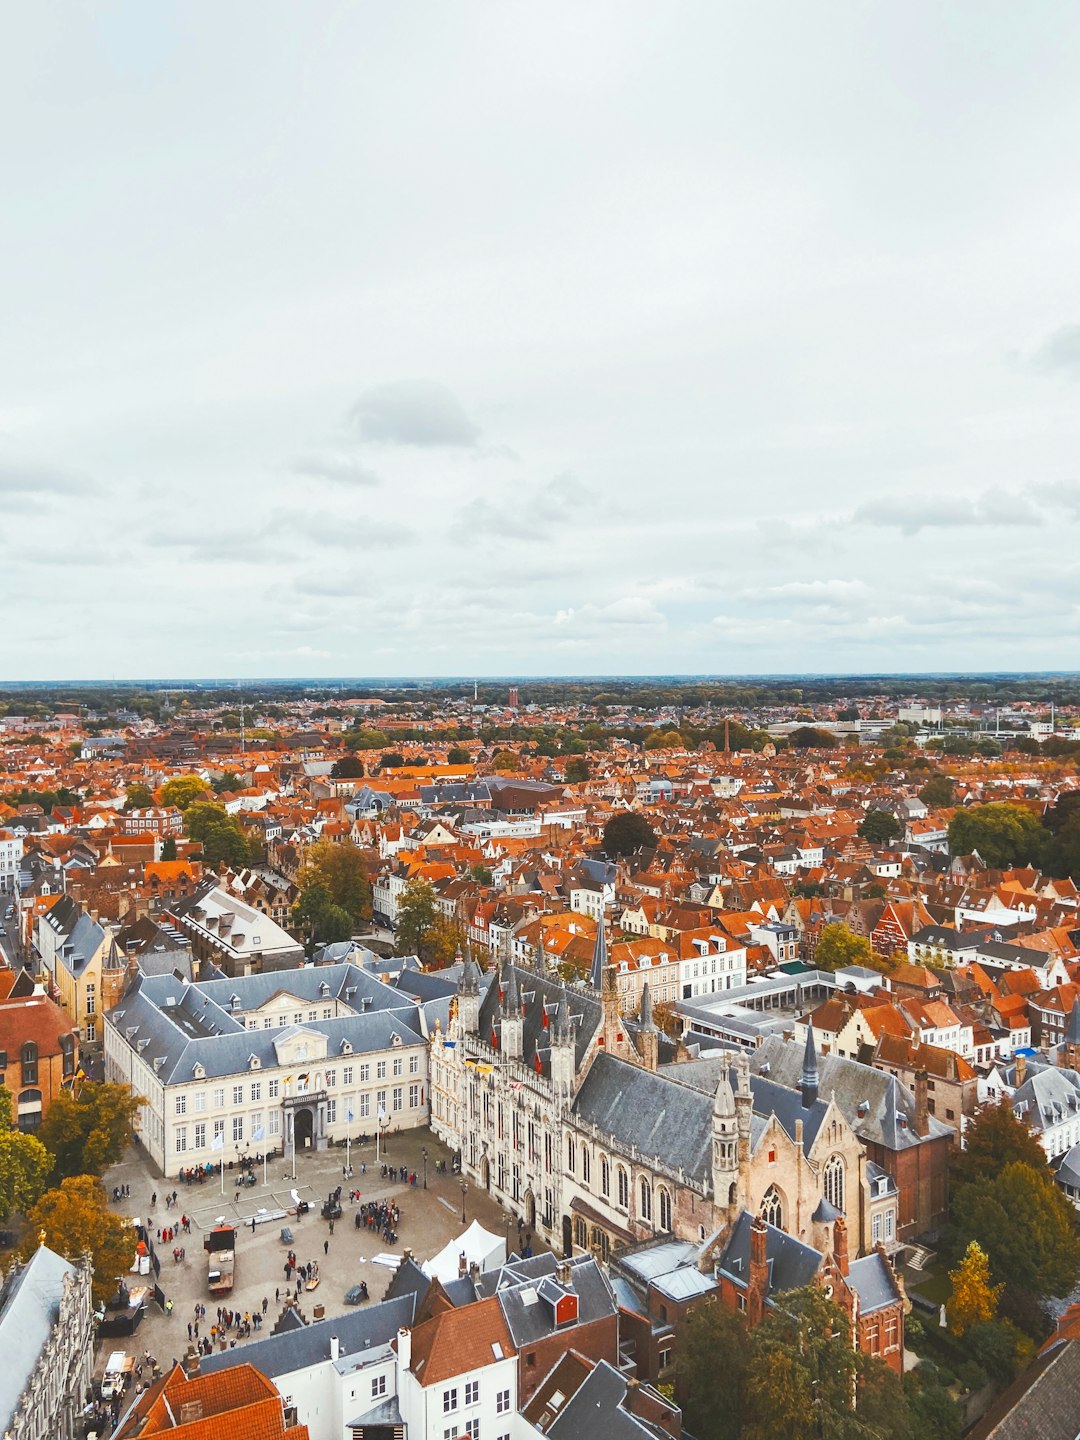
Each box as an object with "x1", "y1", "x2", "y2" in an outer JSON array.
[
  {"x1": 535, "y1": 928, "x2": 547, "y2": 974},
  {"x1": 504, "y1": 961, "x2": 521, "y2": 1016},
  {"x1": 1068, "y1": 997, "x2": 1080, "y2": 1047},
  {"x1": 801, "y1": 1022, "x2": 819, "y2": 1109},
  {"x1": 590, "y1": 919, "x2": 609, "y2": 991},
  {"x1": 713, "y1": 1063, "x2": 736, "y2": 1119},
  {"x1": 459, "y1": 944, "x2": 480, "y2": 996},
  {"x1": 639, "y1": 981, "x2": 656, "y2": 1034},
  {"x1": 553, "y1": 987, "x2": 572, "y2": 1044}
]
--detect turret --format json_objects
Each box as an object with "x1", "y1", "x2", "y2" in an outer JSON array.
[
  {"x1": 501, "y1": 961, "x2": 523, "y2": 1061},
  {"x1": 457, "y1": 945, "x2": 481, "y2": 1037},
  {"x1": 550, "y1": 986, "x2": 576, "y2": 1101},
  {"x1": 637, "y1": 982, "x2": 659, "y2": 1073},
  {"x1": 801, "y1": 1022, "x2": 819, "y2": 1110},
  {"x1": 712, "y1": 1059, "x2": 739, "y2": 1212}
]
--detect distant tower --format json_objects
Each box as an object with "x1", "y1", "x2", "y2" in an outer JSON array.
[
  {"x1": 801, "y1": 1022, "x2": 820, "y2": 1109},
  {"x1": 589, "y1": 920, "x2": 609, "y2": 992},
  {"x1": 508, "y1": 686, "x2": 519, "y2": 710},
  {"x1": 550, "y1": 987, "x2": 576, "y2": 1102},
  {"x1": 712, "y1": 1059, "x2": 739, "y2": 1214},
  {"x1": 637, "y1": 982, "x2": 659, "y2": 1073}
]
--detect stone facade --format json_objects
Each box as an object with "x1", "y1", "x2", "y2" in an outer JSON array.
[{"x1": 0, "y1": 1245, "x2": 94, "y2": 1440}]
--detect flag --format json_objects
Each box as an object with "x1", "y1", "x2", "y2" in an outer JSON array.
[
  {"x1": 297, "y1": 1072, "x2": 310, "y2": 1084},
  {"x1": 211, "y1": 1130, "x2": 224, "y2": 1151},
  {"x1": 252, "y1": 1124, "x2": 264, "y2": 1141},
  {"x1": 377, "y1": 1103, "x2": 387, "y2": 1123},
  {"x1": 534, "y1": 1050, "x2": 544, "y2": 1075},
  {"x1": 346, "y1": 1107, "x2": 354, "y2": 1123}
]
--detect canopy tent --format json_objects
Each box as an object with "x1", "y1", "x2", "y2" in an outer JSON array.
[{"x1": 424, "y1": 1220, "x2": 506, "y2": 1283}]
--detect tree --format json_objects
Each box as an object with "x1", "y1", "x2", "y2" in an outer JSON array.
[
  {"x1": 678, "y1": 1296, "x2": 751, "y2": 1440},
  {"x1": 299, "y1": 839, "x2": 372, "y2": 924},
  {"x1": 447, "y1": 747, "x2": 471, "y2": 765},
  {"x1": 602, "y1": 812, "x2": 657, "y2": 857},
  {"x1": 380, "y1": 752, "x2": 407, "y2": 769},
  {"x1": 122, "y1": 782, "x2": 153, "y2": 811},
  {"x1": 211, "y1": 771, "x2": 244, "y2": 794},
  {"x1": 564, "y1": 757, "x2": 591, "y2": 783},
  {"x1": 918, "y1": 774, "x2": 954, "y2": 807},
  {"x1": 742, "y1": 1285, "x2": 910, "y2": 1440},
  {"x1": 859, "y1": 808, "x2": 900, "y2": 844},
  {"x1": 644, "y1": 729, "x2": 684, "y2": 750},
  {"x1": 330, "y1": 753, "x2": 365, "y2": 779},
  {"x1": 813, "y1": 922, "x2": 874, "y2": 972},
  {"x1": 491, "y1": 749, "x2": 520, "y2": 773},
  {"x1": 950, "y1": 1099, "x2": 1048, "y2": 1192},
  {"x1": 396, "y1": 878, "x2": 439, "y2": 958},
  {"x1": 159, "y1": 775, "x2": 212, "y2": 810},
  {"x1": 787, "y1": 726, "x2": 839, "y2": 749},
  {"x1": 37, "y1": 1082, "x2": 143, "y2": 1183},
  {"x1": 0, "y1": 1088, "x2": 51, "y2": 1222},
  {"x1": 947, "y1": 803, "x2": 1047, "y2": 868},
  {"x1": 293, "y1": 882, "x2": 353, "y2": 953},
  {"x1": 951, "y1": 1161, "x2": 1080, "y2": 1313},
  {"x1": 23, "y1": 1175, "x2": 133, "y2": 1305},
  {"x1": 344, "y1": 727, "x2": 390, "y2": 751},
  {"x1": 427, "y1": 914, "x2": 467, "y2": 966},
  {"x1": 160, "y1": 835, "x2": 178, "y2": 861},
  {"x1": 469, "y1": 863, "x2": 493, "y2": 885},
  {"x1": 948, "y1": 1241, "x2": 1002, "y2": 1335},
  {"x1": 184, "y1": 802, "x2": 252, "y2": 868}
]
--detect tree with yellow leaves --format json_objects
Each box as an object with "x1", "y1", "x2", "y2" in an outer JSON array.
[{"x1": 948, "y1": 1240, "x2": 1002, "y2": 1335}]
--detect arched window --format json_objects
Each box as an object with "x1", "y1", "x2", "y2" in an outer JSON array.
[
  {"x1": 658, "y1": 1187, "x2": 672, "y2": 1232},
  {"x1": 824, "y1": 1155, "x2": 845, "y2": 1214},
  {"x1": 574, "y1": 1217, "x2": 587, "y2": 1249},
  {"x1": 760, "y1": 1185, "x2": 783, "y2": 1230},
  {"x1": 640, "y1": 1177, "x2": 652, "y2": 1222},
  {"x1": 566, "y1": 1135, "x2": 575, "y2": 1172},
  {"x1": 600, "y1": 1154, "x2": 610, "y2": 1196},
  {"x1": 617, "y1": 1167, "x2": 629, "y2": 1209},
  {"x1": 581, "y1": 1147, "x2": 590, "y2": 1185}
]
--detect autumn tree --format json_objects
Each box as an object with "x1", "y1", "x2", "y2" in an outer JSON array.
[
  {"x1": 947, "y1": 802, "x2": 1047, "y2": 869},
  {"x1": 0, "y1": 1087, "x2": 51, "y2": 1222},
  {"x1": 602, "y1": 811, "x2": 657, "y2": 858},
  {"x1": 122, "y1": 782, "x2": 153, "y2": 811},
  {"x1": 299, "y1": 838, "x2": 372, "y2": 924},
  {"x1": 813, "y1": 922, "x2": 874, "y2": 972},
  {"x1": 24, "y1": 1175, "x2": 133, "y2": 1305},
  {"x1": 396, "y1": 878, "x2": 439, "y2": 958},
  {"x1": 950, "y1": 1099, "x2": 1047, "y2": 1193},
  {"x1": 38, "y1": 1082, "x2": 143, "y2": 1183},
  {"x1": 491, "y1": 749, "x2": 520, "y2": 773},
  {"x1": 678, "y1": 1296, "x2": 751, "y2": 1440},
  {"x1": 159, "y1": 774, "x2": 212, "y2": 810},
  {"x1": 948, "y1": 1241, "x2": 1002, "y2": 1335}
]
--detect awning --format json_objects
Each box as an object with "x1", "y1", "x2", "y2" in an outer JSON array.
[{"x1": 570, "y1": 1196, "x2": 635, "y2": 1246}]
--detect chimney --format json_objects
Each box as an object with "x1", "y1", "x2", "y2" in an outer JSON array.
[
  {"x1": 833, "y1": 1217, "x2": 849, "y2": 1278},
  {"x1": 330, "y1": 1335, "x2": 340, "y2": 1361},
  {"x1": 914, "y1": 1069, "x2": 930, "y2": 1137},
  {"x1": 458, "y1": 1250, "x2": 468, "y2": 1277},
  {"x1": 1015, "y1": 1053, "x2": 1026, "y2": 1085},
  {"x1": 747, "y1": 1216, "x2": 769, "y2": 1327},
  {"x1": 397, "y1": 1326, "x2": 412, "y2": 1371},
  {"x1": 556, "y1": 1257, "x2": 573, "y2": 1287}
]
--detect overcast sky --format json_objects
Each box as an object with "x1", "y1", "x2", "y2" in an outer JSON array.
[{"x1": 3, "y1": 2, "x2": 1080, "y2": 681}]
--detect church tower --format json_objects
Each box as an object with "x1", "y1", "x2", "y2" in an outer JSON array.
[
  {"x1": 712, "y1": 1060, "x2": 740, "y2": 1214},
  {"x1": 590, "y1": 920, "x2": 609, "y2": 992},
  {"x1": 457, "y1": 945, "x2": 482, "y2": 1037},
  {"x1": 501, "y1": 961, "x2": 523, "y2": 1061},
  {"x1": 637, "y1": 982, "x2": 659, "y2": 1073},
  {"x1": 1062, "y1": 997, "x2": 1080, "y2": 1073}
]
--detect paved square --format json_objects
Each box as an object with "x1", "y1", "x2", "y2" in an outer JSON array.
[{"x1": 98, "y1": 1125, "x2": 545, "y2": 1383}]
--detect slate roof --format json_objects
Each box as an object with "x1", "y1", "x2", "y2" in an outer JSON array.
[
  {"x1": 657, "y1": 1054, "x2": 833, "y2": 1155},
  {"x1": 1012, "y1": 1066, "x2": 1080, "y2": 1135},
  {"x1": 967, "y1": 1337, "x2": 1080, "y2": 1440},
  {"x1": 198, "y1": 1294, "x2": 415, "y2": 1380},
  {"x1": 847, "y1": 1252, "x2": 901, "y2": 1314},
  {"x1": 716, "y1": 1211, "x2": 821, "y2": 1297},
  {"x1": 496, "y1": 1256, "x2": 616, "y2": 1349},
  {"x1": 0, "y1": 1245, "x2": 79, "y2": 1435},
  {"x1": 546, "y1": 1358, "x2": 676, "y2": 1440},
  {"x1": 572, "y1": 1053, "x2": 713, "y2": 1184},
  {"x1": 479, "y1": 965, "x2": 601, "y2": 1074}
]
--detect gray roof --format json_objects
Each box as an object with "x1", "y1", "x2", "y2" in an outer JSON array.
[
  {"x1": 967, "y1": 1337, "x2": 1080, "y2": 1440},
  {"x1": 0, "y1": 1245, "x2": 79, "y2": 1433},
  {"x1": 479, "y1": 965, "x2": 601, "y2": 1075},
  {"x1": 716, "y1": 1211, "x2": 821, "y2": 1298},
  {"x1": 847, "y1": 1252, "x2": 901, "y2": 1314},
  {"x1": 1012, "y1": 1066, "x2": 1080, "y2": 1135},
  {"x1": 658, "y1": 1055, "x2": 834, "y2": 1156},
  {"x1": 198, "y1": 1294, "x2": 415, "y2": 1380},
  {"x1": 547, "y1": 1358, "x2": 674, "y2": 1440},
  {"x1": 573, "y1": 1053, "x2": 713, "y2": 1184},
  {"x1": 496, "y1": 1256, "x2": 616, "y2": 1348}
]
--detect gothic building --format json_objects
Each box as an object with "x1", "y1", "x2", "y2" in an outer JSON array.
[{"x1": 430, "y1": 936, "x2": 899, "y2": 1263}]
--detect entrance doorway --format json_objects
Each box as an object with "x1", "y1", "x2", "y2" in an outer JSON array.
[{"x1": 294, "y1": 1107, "x2": 314, "y2": 1150}]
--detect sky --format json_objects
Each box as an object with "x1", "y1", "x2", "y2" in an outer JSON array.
[{"x1": 3, "y1": 2, "x2": 1080, "y2": 681}]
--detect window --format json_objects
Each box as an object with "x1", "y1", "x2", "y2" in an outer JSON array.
[
  {"x1": 213, "y1": 1119, "x2": 225, "y2": 1145},
  {"x1": 360, "y1": 1094, "x2": 370, "y2": 1118},
  {"x1": 377, "y1": 1089, "x2": 387, "y2": 1114},
  {"x1": 269, "y1": 1110, "x2": 281, "y2": 1136},
  {"x1": 175, "y1": 1127, "x2": 187, "y2": 1153},
  {"x1": 464, "y1": 1380, "x2": 479, "y2": 1405},
  {"x1": 410, "y1": 1053, "x2": 420, "y2": 1074},
  {"x1": 393, "y1": 1057, "x2": 403, "y2": 1078},
  {"x1": 566, "y1": 1136, "x2": 575, "y2": 1172},
  {"x1": 617, "y1": 1167, "x2": 629, "y2": 1209},
  {"x1": 409, "y1": 1084, "x2": 420, "y2": 1108},
  {"x1": 393, "y1": 1087, "x2": 403, "y2": 1112},
  {"x1": 194, "y1": 1122, "x2": 206, "y2": 1149},
  {"x1": 360, "y1": 1063, "x2": 370, "y2": 1083},
  {"x1": 323, "y1": 1007, "x2": 332, "y2": 1020},
  {"x1": 443, "y1": 1388, "x2": 458, "y2": 1414},
  {"x1": 601, "y1": 1155, "x2": 610, "y2": 1196},
  {"x1": 574, "y1": 1217, "x2": 587, "y2": 1249},
  {"x1": 659, "y1": 1346, "x2": 672, "y2": 1369},
  {"x1": 761, "y1": 1185, "x2": 783, "y2": 1229},
  {"x1": 85, "y1": 983, "x2": 96, "y2": 1016},
  {"x1": 496, "y1": 1388, "x2": 510, "y2": 1414},
  {"x1": 251, "y1": 1081, "x2": 261, "y2": 1102},
  {"x1": 581, "y1": 1148, "x2": 590, "y2": 1185},
  {"x1": 232, "y1": 1115, "x2": 244, "y2": 1142},
  {"x1": 60, "y1": 1036, "x2": 75, "y2": 1077},
  {"x1": 21, "y1": 1044, "x2": 37, "y2": 1086},
  {"x1": 232, "y1": 1085, "x2": 243, "y2": 1105},
  {"x1": 327, "y1": 1099, "x2": 337, "y2": 1123},
  {"x1": 464, "y1": 1422, "x2": 479, "y2": 1440},
  {"x1": 640, "y1": 1177, "x2": 652, "y2": 1222},
  {"x1": 175, "y1": 1094, "x2": 187, "y2": 1116},
  {"x1": 194, "y1": 1090, "x2": 206, "y2": 1112},
  {"x1": 269, "y1": 1078, "x2": 279, "y2": 1099},
  {"x1": 658, "y1": 1187, "x2": 672, "y2": 1232},
  {"x1": 371, "y1": 1375, "x2": 386, "y2": 1398},
  {"x1": 823, "y1": 1155, "x2": 845, "y2": 1215},
  {"x1": 885, "y1": 1210, "x2": 895, "y2": 1241},
  {"x1": 343, "y1": 1065, "x2": 353, "y2": 1085},
  {"x1": 872, "y1": 1212, "x2": 882, "y2": 1244},
  {"x1": 326, "y1": 1069, "x2": 336, "y2": 1088},
  {"x1": 377, "y1": 1060, "x2": 387, "y2": 1080}
]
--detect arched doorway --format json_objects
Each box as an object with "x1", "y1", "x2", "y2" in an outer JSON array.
[
  {"x1": 481, "y1": 1155, "x2": 490, "y2": 1191},
  {"x1": 294, "y1": 1107, "x2": 314, "y2": 1151},
  {"x1": 562, "y1": 1214, "x2": 572, "y2": 1257},
  {"x1": 524, "y1": 1189, "x2": 536, "y2": 1229}
]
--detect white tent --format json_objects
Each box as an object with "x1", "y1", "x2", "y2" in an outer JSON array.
[{"x1": 424, "y1": 1220, "x2": 506, "y2": 1283}]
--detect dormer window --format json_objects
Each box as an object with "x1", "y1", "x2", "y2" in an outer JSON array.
[
  {"x1": 249, "y1": 1054, "x2": 261, "y2": 1070},
  {"x1": 193, "y1": 1063, "x2": 206, "y2": 1081},
  {"x1": 340, "y1": 1040, "x2": 353, "y2": 1055}
]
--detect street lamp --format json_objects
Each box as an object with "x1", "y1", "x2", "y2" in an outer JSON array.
[
  {"x1": 422, "y1": 1147, "x2": 428, "y2": 1190},
  {"x1": 460, "y1": 1179, "x2": 468, "y2": 1224}
]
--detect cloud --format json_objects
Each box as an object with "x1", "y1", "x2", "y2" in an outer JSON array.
[
  {"x1": 349, "y1": 380, "x2": 481, "y2": 448},
  {"x1": 554, "y1": 596, "x2": 665, "y2": 628},
  {"x1": 1027, "y1": 324, "x2": 1080, "y2": 377},
  {"x1": 0, "y1": 461, "x2": 96, "y2": 499},
  {"x1": 287, "y1": 452, "x2": 381, "y2": 487},
  {"x1": 852, "y1": 489, "x2": 1043, "y2": 536},
  {"x1": 454, "y1": 472, "x2": 592, "y2": 540}
]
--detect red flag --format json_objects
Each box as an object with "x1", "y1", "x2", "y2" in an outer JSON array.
[
  {"x1": 534, "y1": 1050, "x2": 543, "y2": 1074},
  {"x1": 491, "y1": 1025, "x2": 499, "y2": 1049}
]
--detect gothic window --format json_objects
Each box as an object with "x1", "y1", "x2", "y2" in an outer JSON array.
[
  {"x1": 658, "y1": 1187, "x2": 672, "y2": 1232},
  {"x1": 600, "y1": 1154, "x2": 610, "y2": 1196},
  {"x1": 640, "y1": 1177, "x2": 652, "y2": 1222},
  {"x1": 617, "y1": 1166, "x2": 629, "y2": 1209},
  {"x1": 760, "y1": 1184, "x2": 783, "y2": 1230},
  {"x1": 581, "y1": 1147, "x2": 590, "y2": 1185},
  {"x1": 566, "y1": 1135, "x2": 575, "y2": 1172},
  {"x1": 824, "y1": 1154, "x2": 845, "y2": 1214}
]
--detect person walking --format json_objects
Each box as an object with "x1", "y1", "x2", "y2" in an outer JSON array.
[{"x1": 323, "y1": 1239, "x2": 329, "y2": 1256}]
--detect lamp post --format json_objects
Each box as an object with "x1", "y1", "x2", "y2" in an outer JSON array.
[
  {"x1": 460, "y1": 1179, "x2": 468, "y2": 1224},
  {"x1": 422, "y1": 1147, "x2": 428, "y2": 1190}
]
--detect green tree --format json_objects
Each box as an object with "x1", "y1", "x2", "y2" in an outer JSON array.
[
  {"x1": 344, "y1": 727, "x2": 390, "y2": 751},
  {"x1": 859, "y1": 808, "x2": 900, "y2": 844},
  {"x1": 947, "y1": 803, "x2": 1047, "y2": 868},
  {"x1": 396, "y1": 878, "x2": 439, "y2": 957},
  {"x1": 184, "y1": 802, "x2": 252, "y2": 868},
  {"x1": 491, "y1": 749, "x2": 520, "y2": 773},
  {"x1": 330, "y1": 753, "x2": 365, "y2": 779},
  {"x1": 37, "y1": 1082, "x2": 143, "y2": 1183},
  {"x1": 644, "y1": 729, "x2": 684, "y2": 750},
  {"x1": 380, "y1": 752, "x2": 407, "y2": 769},
  {"x1": 0, "y1": 1088, "x2": 51, "y2": 1221},
  {"x1": 469, "y1": 863, "x2": 493, "y2": 885},
  {"x1": 23, "y1": 1175, "x2": 133, "y2": 1305},
  {"x1": 159, "y1": 774, "x2": 212, "y2": 810},
  {"x1": 299, "y1": 838, "x2": 372, "y2": 924},
  {"x1": 951, "y1": 1161, "x2": 1080, "y2": 1314},
  {"x1": 564, "y1": 756, "x2": 591, "y2": 783},
  {"x1": 950, "y1": 1099, "x2": 1047, "y2": 1192},
  {"x1": 160, "y1": 835, "x2": 178, "y2": 861},
  {"x1": 813, "y1": 922, "x2": 874, "y2": 972},
  {"x1": 447, "y1": 747, "x2": 472, "y2": 765},
  {"x1": 787, "y1": 726, "x2": 839, "y2": 749},
  {"x1": 211, "y1": 771, "x2": 244, "y2": 794},
  {"x1": 918, "y1": 774, "x2": 954, "y2": 807},
  {"x1": 678, "y1": 1295, "x2": 751, "y2": 1440},
  {"x1": 122, "y1": 782, "x2": 153, "y2": 811},
  {"x1": 602, "y1": 811, "x2": 657, "y2": 857}
]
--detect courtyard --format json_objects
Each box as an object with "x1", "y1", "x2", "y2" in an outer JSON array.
[{"x1": 96, "y1": 1124, "x2": 538, "y2": 1386}]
